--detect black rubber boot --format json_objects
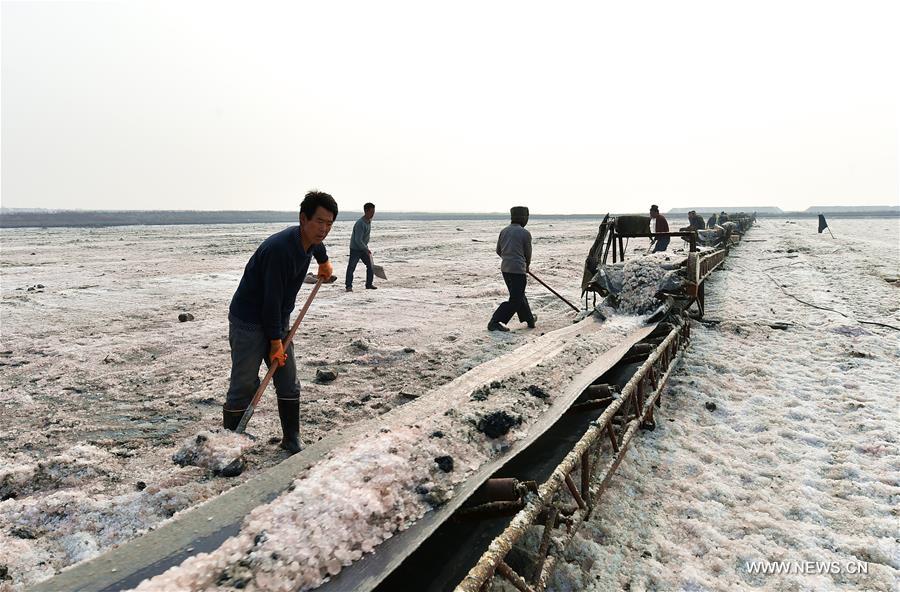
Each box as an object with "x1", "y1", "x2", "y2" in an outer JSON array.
[
  {"x1": 277, "y1": 398, "x2": 303, "y2": 454},
  {"x1": 222, "y1": 406, "x2": 245, "y2": 431}
]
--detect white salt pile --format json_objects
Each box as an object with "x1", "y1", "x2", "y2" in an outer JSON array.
[
  {"x1": 172, "y1": 430, "x2": 255, "y2": 477},
  {"x1": 610, "y1": 253, "x2": 684, "y2": 314},
  {"x1": 134, "y1": 425, "x2": 479, "y2": 592}
]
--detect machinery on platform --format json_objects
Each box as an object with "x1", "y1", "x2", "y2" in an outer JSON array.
[{"x1": 579, "y1": 211, "x2": 756, "y2": 319}]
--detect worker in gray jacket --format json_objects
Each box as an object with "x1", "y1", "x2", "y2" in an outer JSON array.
[
  {"x1": 488, "y1": 206, "x2": 536, "y2": 332},
  {"x1": 345, "y1": 202, "x2": 376, "y2": 292}
]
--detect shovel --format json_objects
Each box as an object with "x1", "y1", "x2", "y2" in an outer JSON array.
[
  {"x1": 371, "y1": 252, "x2": 387, "y2": 281},
  {"x1": 528, "y1": 270, "x2": 579, "y2": 312},
  {"x1": 236, "y1": 278, "x2": 323, "y2": 433}
]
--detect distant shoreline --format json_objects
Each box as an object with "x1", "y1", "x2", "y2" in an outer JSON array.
[{"x1": 1, "y1": 209, "x2": 898, "y2": 229}]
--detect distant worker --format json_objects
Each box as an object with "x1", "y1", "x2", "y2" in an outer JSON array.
[
  {"x1": 650, "y1": 204, "x2": 670, "y2": 252},
  {"x1": 488, "y1": 206, "x2": 536, "y2": 332},
  {"x1": 719, "y1": 211, "x2": 729, "y2": 223},
  {"x1": 345, "y1": 202, "x2": 377, "y2": 292},
  {"x1": 687, "y1": 210, "x2": 706, "y2": 230},
  {"x1": 223, "y1": 191, "x2": 337, "y2": 454},
  {"x1": 707, "y1": 213, "x2": 718, "y2": 228}
]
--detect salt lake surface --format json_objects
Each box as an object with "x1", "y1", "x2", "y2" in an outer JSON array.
[{"x1": 1, "y1": 216, "x2": 897, "y2": 591}]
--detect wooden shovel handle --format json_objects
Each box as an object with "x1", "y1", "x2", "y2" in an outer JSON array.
[{"x1": 236, "y1": 278, "x2": 323, "y2": 433}]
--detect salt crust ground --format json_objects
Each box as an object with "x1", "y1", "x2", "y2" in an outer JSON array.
[
  {"x1": 540, "y1": 218, "x2": 899, "y2": 592},
  {"x1": 1, "y1": 217, "x2": 649, "y2": 590},
  {"x1": 3, "y1": 217, "x2": 896, "y2": 591}
]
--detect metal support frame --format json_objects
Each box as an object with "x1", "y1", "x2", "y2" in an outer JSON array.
[
  {"x1": 685, "y1": 248, "x2": 727, "y2": 318},
  {"x1": 455, "y1": 319, "x2": 691, "y2": 592}
]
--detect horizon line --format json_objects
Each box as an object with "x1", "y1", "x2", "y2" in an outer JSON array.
[{"x1": 3, "y1": 205, "x2": 898, "y2": 215}]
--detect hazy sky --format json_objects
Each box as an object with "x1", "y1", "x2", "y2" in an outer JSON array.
[{"x1": 2, "y1": 0, "x2": 898, "y2": 213}]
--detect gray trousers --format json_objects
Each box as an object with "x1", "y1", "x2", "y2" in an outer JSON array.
[
  {"x1": 345, "y1": 248, "x2": 374, "y2": 289},
  {"x1": 225, "y1": 314, "x2": 300, "y2": 410}
]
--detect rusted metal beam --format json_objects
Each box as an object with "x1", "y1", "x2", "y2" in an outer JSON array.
[
  {"x1": 630, "y1": 388, "x2": 642, "y2": 420},
  {"x1": 455, "y1": 321, "x2": 689, "y2": 592},
  {"x1": 591, "y1": 329, "x2": 686, "y2": 503},
  {"x1": 606, "y1": 423, "x2": 620, "y2": 452},
  {"x1": 477, "y1": 574, "x2": 494, "y2": 592},
  {"x1": 531, "y1": 507, "x2": 558, "y2": 583},
  {"x1": 564, "y1": 474, "x2": 587, "y2": 510},
  {"x1": 532, "y1": 556, "x2": 557, "y2": 592},
  {"x1": 580, "y1": 452, "x2": 591, "y2": 505},
  {"x1": 497, "y1": 561, "x2": 535, "y2": 592},
  {"x1": 535, "y1": 507, "x2": 570, "y2": 528},
  {"x1": 636, "y1": 377, "x2": 645, "y2": 408}
]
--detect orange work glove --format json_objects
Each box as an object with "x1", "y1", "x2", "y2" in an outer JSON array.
[
  {"x1": 269, "y1": 339, "x2": 287, "y2": 368},
  {"x1": 317, "y1": 260, "x2": 334, "y2": 280}
]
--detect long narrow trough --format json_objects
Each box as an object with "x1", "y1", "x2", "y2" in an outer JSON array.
[
  {"x1": 30, "y1": 220, "x2": 751, "y2": 592},
  {"x1": 31, "y1": 319, "x2": 657, "y2": 592},
  {"x1": 374, "y1": 318, "x2": 689, "y2": 592}
]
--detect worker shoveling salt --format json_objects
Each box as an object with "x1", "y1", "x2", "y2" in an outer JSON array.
[{"x1": 172, "y1": 430, "x2": 255, "y2": 478}]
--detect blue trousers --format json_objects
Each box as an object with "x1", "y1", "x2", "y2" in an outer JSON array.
[
  {"x1": 225, "y1": 315, "x2": 299, "y2": 410},
  {"x1": 345, "y1": 248, "x2": 374, "y2": 289},
  {"x1": 653, "y1": 237, "x2": 670, "y2": 252}
]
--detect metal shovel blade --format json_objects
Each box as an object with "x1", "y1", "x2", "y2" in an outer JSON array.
[{"x1": 373, "y1": 264, "x2": 387, "y2": 280}]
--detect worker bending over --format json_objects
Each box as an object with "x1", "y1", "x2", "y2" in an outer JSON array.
[
  {"x1": 687, "y1": 210, "x2": 706, "y2": 230},
  {"x1": 223, "y1": 191, "x2": 337, "y2": 454}
]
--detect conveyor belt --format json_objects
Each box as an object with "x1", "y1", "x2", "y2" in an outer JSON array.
[{"x1": 30, "y1": 318, "x2": 655, "y2": 592}]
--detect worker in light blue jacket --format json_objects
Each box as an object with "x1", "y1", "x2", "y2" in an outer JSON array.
[{"x1": 345, "y1": 202, "x2": 376, "y2": 292}]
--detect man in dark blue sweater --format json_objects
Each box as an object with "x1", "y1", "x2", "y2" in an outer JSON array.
[{"x1": 223, "y1": 191, "x2": 337, "y2": 454}]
